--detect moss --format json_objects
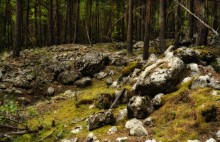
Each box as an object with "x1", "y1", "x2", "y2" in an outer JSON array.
[
  {"x1": 14, "y1": 134, "x2": 33, "y2": 142},
  {"x1": 149, "y1": 85, "x2": 220, "y2": 141},
  {"x1": 121, "y1": 61, "x2": 140, "y2": 76}
]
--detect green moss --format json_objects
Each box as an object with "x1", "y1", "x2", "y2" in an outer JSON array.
[
  {"x1": 14, "y1": 134, "x2": 33, "y2": 142},
  {"x1": 150, "y1": 86, "x2": 220, "y2": 141},
  {"x1": 121, "y1": 61, "x2": 140, "y2": 76}
]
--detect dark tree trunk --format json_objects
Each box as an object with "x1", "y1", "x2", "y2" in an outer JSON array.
[
  {"x1": 213, "y1": 1, "x2": 218, "y2": 31},
  {"x1": 55, "y1": 0, "x2": 61, "y2": 45},
  {"x1": 159, "y1": 0, "x2": 166, "y2": 53},
  {"x1": 49, "y1": 0, "x2": 54, "y2": 45},
  {"x1": 127, "y1": 0, "x2": 133, "y2": 55},
  {"x1": 143, "y1": 0, "x2": 151, "y2": 60},
  {"x1": 25, "y1": 0, "x2": 30, "y2": 48},
  {"x1": 174, "y1": 0, "x2": 181, "y2": 48},
  {"x1": 194, "y1": 0, "x2": 208, "y2": 46},
  {"x1": 189, "y1": 0, "x2": 194, "y2": 39},
  {"x1": 34, "y1": 0, "x2": 39, "y2": 46},
  {"x1": 74, "y1": 0, "x2": 80, "y2": 44},
  {"x1": 13, "y1": 0, "x2": 22, "y2": 57}
]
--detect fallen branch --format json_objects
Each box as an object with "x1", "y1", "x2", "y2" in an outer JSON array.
[
  {"x1": 109, "y1": 88, "x2": 126, "y2": 109},
  {"x1": 175, "y1": 0, "x2": 219, "y2": 36}
]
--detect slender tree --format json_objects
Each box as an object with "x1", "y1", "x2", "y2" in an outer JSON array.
[
  {"x1": 13, "y1": 0, "x2": 22, "y2": 57},
  {"x1": 194, "y1": 0, "x2": 208, "y2": 45},
  {"x1": 174, "y1": 0, "x2": 181, "y2": 48},
  {"x1": 159, "y1": 0, "x2": 166, "y2": 53},
  {"x1": 49, "y1": 0, "x2": 54, "y2": 45},
  {"x1": 143, "y1": 0, "x2": 151, "y2": 60},
  {"x1": 189, "y1": 0, "x2": 194, "y2": 39},
  {"x1": 127, "y1": 0, "x2": 133, "y2": 55}
]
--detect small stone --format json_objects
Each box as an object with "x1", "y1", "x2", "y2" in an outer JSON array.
[
  {"x1": 130, "y1": 125, "x2": 148, "y2": 136},
  {"x1": 125, "y1": 118, "x2": 142, "y2": 129},
  {"x1": 181, "y1": 77, "x2": 193, "y2": 84},
  {"x1": 107, "y1": 126, "x2": 118, "y2": 135},
  {"x1": 187, "y1": 140, "x2": 200, "y2": 142},
  {"x1": 151, "y1": 93, "x2": 164, "y2": 108},
  {"x1": 216, "y1": 130, "x2": 220, "y2": 138},
  {"x1": 71, "y1": 126, "x2": 82, "y2": 134},
  {"x1": 94, "y1": 72, "x2": 108, "y2": 80},
  {"x1": 89, "y1": 104, "x2": 95, "y2": 109},
  {"x1": 64, "y1": 90, "x2": 75, "y2": 96},
  {"x1": 143, "y1": 117, "x2": 154, "y2": 126},
  {"x1": 86, "y1": 132, "x2": 98, "y2": 142},
  {"x1": 105, "y1": 78, "x2": 113, "y2": 86},
  {"x1": 75, "y1": 77, "x2": 92, "y2": 88},
  {"x1": 62, "y1": 138, "x2": 78, "y2": 142},
  {"x1": 110, "y1": 81, "x2": 118, "y2": 88},
  {"x1": 0, "y1": 84, "x2": 6, "y2": 89},
  {"x1": 47, "y1": 87, "x2": 55, "y2": 96},
  {"x1": 145, "y1": 139, "x2": 156, "y2": 142},
  {"x1": 116, "y1": 109, "x2": 127, "y2": 121},
  {"x1": 116, "y1": 137, "x2": 128, "y2": 142},
  {"x1": 205, "y1": 138, "x2": 216, "y2": 142}
]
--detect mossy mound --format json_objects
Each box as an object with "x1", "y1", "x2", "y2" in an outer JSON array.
[
  {"x1": 149, "y1": 83, "x2": 220, "y2": 142},
  {"x1": 121, "y1": 61, "x2": 141, "y2": 77}
]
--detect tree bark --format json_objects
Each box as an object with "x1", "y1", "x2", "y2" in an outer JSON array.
[
  {"x1": 159, "y1": 0, "x2": 166, "y2": 53},
  {"x1": 13, "y1": 0, "x2": 22, "y2": 57},
  {"x1": 174, "y1": 0, "x2": 181, "y2": 48},
  {"x1": 127, "y1": 0, "x2": 133, "y2": 55},
  {"x1": 189, "y1": 0, "x2": 194, "y2": 39},
  {"x1": 143, "y1": 0, "x2": 151, "y2": 60},
  {"x1": 194, "y1": 0, "x2": 208, "y2": 46},
  {"x1": 49, "y1": 0, "x2": 54, "y2": 45}
]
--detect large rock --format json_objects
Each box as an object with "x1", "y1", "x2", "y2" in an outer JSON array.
[
  {"x1": 174, "y1": 47, "x2": 214, "y2": 64},
  {"x1": 132, "y1": 57, "x2": 185, "y2": 96},
  {"x1": 57, "y1": 70, "x2": 81, "y2": 85},
  {"x1": 127, "y1": 96, "x2": 154, "y2": 119},
  {"x1": 95, "y1": 93, "x2": 115, "y2": 109},
  {"x1": 88, "y1": 111, "x2": 116, "y2": 131},
  {"x1": 75, "y1": 53, "x2": 109, "y2": 76}
]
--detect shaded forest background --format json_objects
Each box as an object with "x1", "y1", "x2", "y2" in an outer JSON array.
[{"x1": 0, "y1": 0, "x2": 219, "y2": 53}]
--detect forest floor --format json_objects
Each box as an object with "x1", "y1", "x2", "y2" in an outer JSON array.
[{"x1": 0, "y1": 42, "x2": 220, "y2": 142}]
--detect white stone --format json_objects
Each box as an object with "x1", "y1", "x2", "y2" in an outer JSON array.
[
  {"x1": 216, "y1": 130, "x2": 220, "y2": 138},
  {"x1": 47, "y1": 87, "x2": 55, "y2": 95},
  {"x1": 130, "y1": 125, "x2": 148, "y2": 136},
  {"x1": 145, "y1": 139, "x2": 156, "y2": 142},
  {"x1": 143, "y1": 117, "x2": 153, "y2": 126},
  {"x1": 64, "y1": 90, "x2": 75, "y2": 97},
  {"x1": 151, "y1": 93, "x2": 164, "y2": 107},
  {"x1": 187, "y1": 140, "x2": 200, "y2": 142},
  {"x1": 181, "y1": 77, "x2": 193, "y2": 84},
  {"x1": 125, "y1": 118, "x2": 143, "y2": 129},
  {"x1": 205, "y1": 138, "x2": 216, "y2": 142},
  {"x1": 62, "y1": 138, "x2": 78, "y2": 142},
  {"x1": 116, "y1": 137, "x2": 128, "y2": 142},
  {"x1": 191, "y1": 75, "x2": 210, "y2": 89},
  {"x1": 107, "y1": 126, "x2": 118, "y2": 135},
  {"x1": 71, "y1": 126, "x2": 82, "y2": 134},
  {"x1": 188, "y1": 63, "x2": 200, "y2": 76},
  {"x1": 117, "y1": 109, "x2": 127, "y2": 121}
]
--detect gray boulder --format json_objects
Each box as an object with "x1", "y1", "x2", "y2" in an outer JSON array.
[
  {"x1": 130, "y1": 125, "x2": 148, "y2": 136},
  {"x1": 95, "y1": 93, "x2": 115, "y2": 109},
  {"x1": 191, "y1": 75, "x2": 220, "y2": 89},
  {"x1": 107, "y1": 126, "x2": 118, "y2": 135},
  {"x1": 57, "y1": 70, "x2": 81, "y2": 85},
  {"x1": 205, "y1": 138, "x2": 216, "y2": 142},
  {"x1": 174, "y1": 47, "x2": 214, "y2": 64},
  {"x1": 88, "y1": 111, "x2": 116, "y2": 131},
  {"x1": 47, "y1": 87, "x2": 55, "y2": 96},
  {"x1": 75, "y1": 77, "x2": 92, "y2": 88},
  {"x1": 143, "y1": 117, "x2": 154, "y2": 126},
  {"x1": 75, "y1": 53, "x2": 109, "y2": 76},
  {"x1": 13, "y1": 76, "x2": 32, "y2": 89},
  {"x1": 127, "y1": 96, "x2": 154, "y2": 119},
  {"x1": 125, "y1": 118, "x2": 142, "y2": 129},
  {"x1": 132, "y1": 57, "x2": 185, "y2": 97},
  {"x1": 85, "y1": 132, "x2": 98, "y2": 142},
  {"x1": 151, "y1": 93, "x2": 164, "y2": 109}
]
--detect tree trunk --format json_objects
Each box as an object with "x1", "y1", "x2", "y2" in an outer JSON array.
[
  {"x1": 143, "y1": 0, "x2": 151, "y2": 60},
  {"x1": 159, "y1": 0, "x2": 166, "y2": 53},
  {"x1": 174, "y1": 0, "x2": 181, "y2": 48},
  {"x1": 188, "y1": 0, "x2": 194, "y2": 39},
  {"x1": 49, "y1": 0, "x2": 54, "y2": 45},
  {"x1": 127, "y1": 0, "x2": 133, "y2": 55},
  {"x1": 194, "y1": 0, "x2": 208, "y2": 46},
  {"x1": 213, "y1": 1, "x2": 218, "y2": 31},
  {"x1": 55, "y1": 0, "x2": 61, "y2": 45},
  {"x1": 25, "y1": 0, "x2": 30, "y2": 48},
  {"x1": 73, "y1": 0, "x2": 80, "y2": 44},
  {"x1": 13, "y1": 0, "x2": 22, "y2": 57}
]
